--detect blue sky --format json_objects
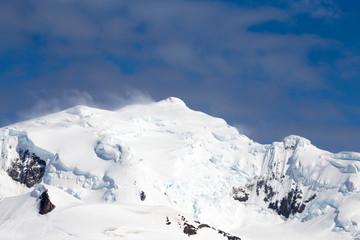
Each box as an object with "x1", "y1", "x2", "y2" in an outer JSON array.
[{"x1": 0, "y1": 0, "x2": 359, "y2": 152}]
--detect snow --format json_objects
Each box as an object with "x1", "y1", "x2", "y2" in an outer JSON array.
[{"x1": 0, "y1": 96, "x2": 360, "y2": 239}]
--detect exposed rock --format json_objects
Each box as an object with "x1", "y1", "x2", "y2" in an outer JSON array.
[
  {"x1": 166, "y1": 217, "x2": 171, "y2": 225},
  {"x1": 218, "y1": 229, "x2": 241, "y2": 240},
  {"x1": 263, "y1": 182, "x2": 276, "y2": 202},
  {"x1": 255, "y1": 179, "x2": 277, "y2": 202},
  {"x1": 39, "y1": 190, "x2": 55, "y2": 215},
  {"x1": 232, "y1": 183, "x2": 254, "y2": 202},
  {"x1": 233, "y1": 177, "x2": 317, "y2": 219},
  {"x1": 232, "y1": 186, "x2": 249, "y2": 202},
  {"x1": 198, "y1": 223, "x2": 210, "y2": 229},
  {"x1": 227, "y1": 235, "x2": 241, "y2": 240},
  {"x1": 7, "y1": 149, "x2": 46, "y2": 188},
  {"x1": 305, "y1": 194, "x2": 317, "y2": 203},
  {"x1": 175, "y1": 216, "x2": 241, "y2": 239},
  {"x1": 183, "y1": 223, "x2": 197, "y2": 236},
  {"x1": 268, "y1": 187, "x2": 305, "y2": 218},
  {"x1": 140, "y1": 191, "x2": 146, "y2": 201},
  {"x1": 256, "y1": 180, "x2": 265, "y2": 196}
]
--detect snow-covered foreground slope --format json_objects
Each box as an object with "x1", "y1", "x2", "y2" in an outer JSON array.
[{"x1": 0, "y1": 97, "x2": 360, "y2": 239}]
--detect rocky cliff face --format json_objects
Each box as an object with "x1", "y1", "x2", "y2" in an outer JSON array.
[
  {"x1": 230, "y1": 136, "x2": 323, "y2": 219},
  {"x1": 7, "y1": 148, "x2": 46, "y2": 188}
]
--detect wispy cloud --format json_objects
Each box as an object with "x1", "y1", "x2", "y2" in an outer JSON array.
[{"x1": 288, "y1": 0, "x2": 341, "y2": 19}]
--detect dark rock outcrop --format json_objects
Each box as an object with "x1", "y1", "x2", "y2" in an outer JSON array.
[
  {"x1": 227, "y1": 235, "x2": 241, "y2": 240},
  {"x1": 140, "y1": 191, "x2": 146, "y2": 201},
  {"x1": 198, "y1": 223, "x2": 210, "y2": 229},
  {"x1": 218, "y1": 229, "x2": 242, "y2": 240},
  {"x1": 305, "y1": 194, "x2": 317, "y2": 203},
  {"x1": 268, "y1": 187, "x2": 306, "y2": 218},
  {"x1": 233, "y1": 176, "x2": 319, "y2": 219},
  {"x1": 232, "y1": 186, "x2": 250, "y2": 202},
  {"x1": 232, "y1": 183, "x2": 254, "y2": 203},
  {"x1": 39, "y1": 190, "x2": 55, "y2": 215},
  {"x1": 183, "y1": 223, "x2": 198, "y2": 236},
  {"x1": 255, "y1": 179, "x2": 276, "y2": 202},
  {"x1": 174, "y1": 215, "x2": 241, "y2": 239},
  {"x1": 263, "y1": 183, "x2": 276, "y2": 202},
  {"x1": 7, "y1": 149, "x2": 46, "y2": 188}
]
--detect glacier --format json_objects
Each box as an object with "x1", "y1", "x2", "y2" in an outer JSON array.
[{"x1": 0, "y1": 97, "x2": 359, "y2": 239}]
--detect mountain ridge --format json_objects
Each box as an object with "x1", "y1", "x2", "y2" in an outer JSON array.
[{"x1": 0, "y1": 97, "x2": 359, "y2": 240}]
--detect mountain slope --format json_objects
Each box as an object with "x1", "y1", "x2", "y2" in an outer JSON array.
[{"x1": 0, "y1": 97, "x2": 359, "y2": 239}]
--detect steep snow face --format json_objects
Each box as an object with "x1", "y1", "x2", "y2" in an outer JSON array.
[{"x1": 0, "y1": 97, "x2": 359, "y2": 239}]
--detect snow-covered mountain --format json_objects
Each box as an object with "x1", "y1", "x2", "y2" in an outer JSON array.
[{"x1": 1, "y1": 97, "x2": 360, "y2": 240}]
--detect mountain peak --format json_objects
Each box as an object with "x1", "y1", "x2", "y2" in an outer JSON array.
[
  {"x1": 159, "y1": 97, "x2": 187, "y2": 107},
  {"x1": 282, "y1": 135, "x2": 311, "y2": 149},
  {"x1": 64, "y1": 104, "x2": 96, "y2": 115}
]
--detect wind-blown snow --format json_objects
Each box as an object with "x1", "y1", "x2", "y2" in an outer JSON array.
[{"x1": 0, "y1": 97, "x2": 359, "y2": 239}]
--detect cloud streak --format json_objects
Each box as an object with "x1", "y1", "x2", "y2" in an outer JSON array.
[{"x1": 288, "y1": 0, "x2": 341, "y2": 19}]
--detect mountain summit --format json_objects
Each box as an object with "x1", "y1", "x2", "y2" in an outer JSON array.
[{"x1": 0, "y1": 97, "x2": 359, "y2": 240}]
